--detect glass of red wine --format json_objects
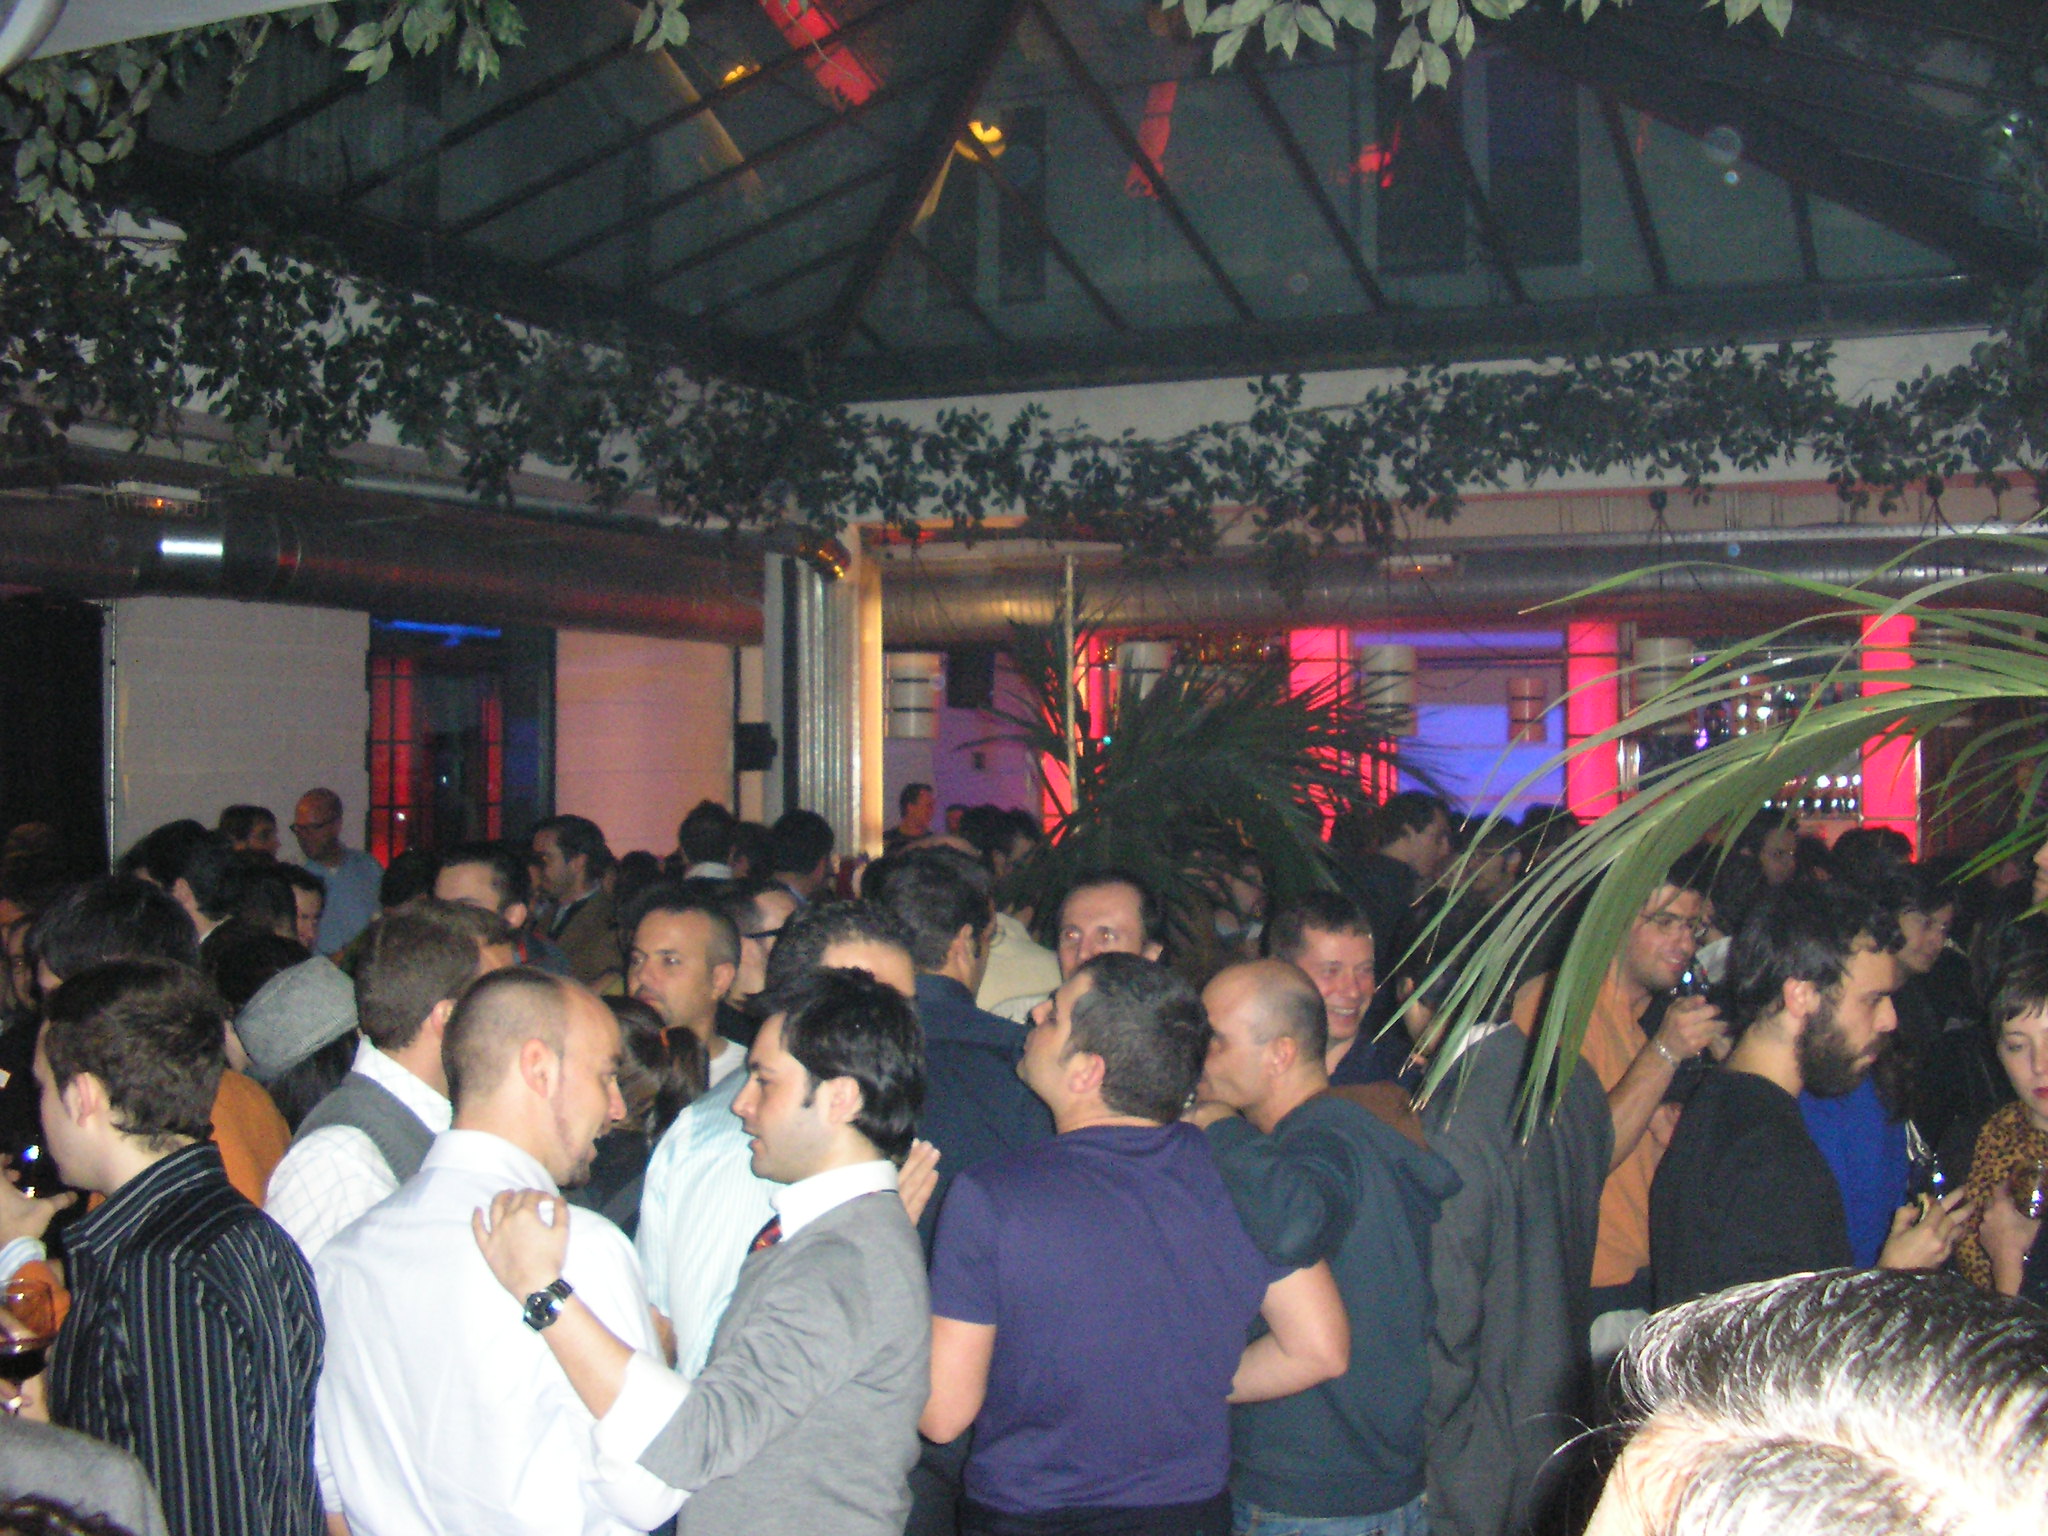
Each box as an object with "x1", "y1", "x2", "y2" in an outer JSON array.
[{"x1": 0, "y1": 1274, "x2": 56, "y2": 1397}]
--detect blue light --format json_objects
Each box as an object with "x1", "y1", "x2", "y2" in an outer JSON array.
[{"x1": 374, "y1": 619, "x2": 503, "y2": 645}]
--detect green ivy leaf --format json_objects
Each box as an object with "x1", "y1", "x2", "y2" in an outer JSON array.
[
  {"x1": 1427, "y1": 0, "x2": 1458, "y2": 43},
  {"x1": 632, "y1": 3, "x2": 658, "y2": 45},
  {"x1": 1758, "y1": 0, "x2": 1791, "y2": 26},
  {"x1": 1322, "y1": 0, "x2": 1376, "y2": 32},
  {"x1": 661, "y1": 7, "x2": 690, "y2": 46},
  {"x1": 1388, "y1": 17, "x2": 1421, "y2": 67},
  {"x1": 1297, "y1": 3, "x2": 1336, "y2": 46},
  {"x1": 1185, "y1": 0, "x2": 1211, "y2": 31},
  {"x1": 1212, "y1": 21, "x2": 1253, "y2": 66},
  {"x1": 1453, "y1": 10, "x2": 1474, "y2": 52},
  {"x1": 338, "y1": 21, "x2": 385, "y2": 50},
  {"x1": 1423, "y1": 40, "x2": 1451, "y2": 84}
]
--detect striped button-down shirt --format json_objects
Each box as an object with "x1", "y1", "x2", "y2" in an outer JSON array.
[{"x1": 50, "y1": 1141, "x2": 324, "y2": 1536}]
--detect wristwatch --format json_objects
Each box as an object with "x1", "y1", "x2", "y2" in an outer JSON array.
[{"x1": 521, "y1": 1277, "x2": 573, "y2": 1332}]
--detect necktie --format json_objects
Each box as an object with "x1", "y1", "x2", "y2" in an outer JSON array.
[{"x1": 749, "y1": 1215, "x2": 782, "y2": 1253}]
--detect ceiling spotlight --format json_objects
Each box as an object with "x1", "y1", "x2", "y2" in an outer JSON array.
[
  {"x1": 721, "y1": 60, "x2": 758, "y2": 86},
  {"x1": 967, "y1": 119, "x2": 1006, "y2": 158}
]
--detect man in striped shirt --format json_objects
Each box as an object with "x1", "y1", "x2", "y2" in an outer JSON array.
[{"x1": 35, "y1": 958, "x2": 323, "y2": 1536}]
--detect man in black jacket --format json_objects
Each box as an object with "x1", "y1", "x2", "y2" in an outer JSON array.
[{"x1": 1194, "y1": 959, "x2": 1459, "y2": 1536}]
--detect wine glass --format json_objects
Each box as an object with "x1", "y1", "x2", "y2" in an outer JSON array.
[{"x1": 0, "y1": 1274, "x2": 56, "y2": 1398}]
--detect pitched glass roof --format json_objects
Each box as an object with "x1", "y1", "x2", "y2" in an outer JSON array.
[{"x1": 129, "y1": 0, "x2": 2037, "y2": 399}]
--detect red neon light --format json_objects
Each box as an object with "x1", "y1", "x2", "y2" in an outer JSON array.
[
  {"x1": 757, "y1": 0, "x2": 877, "y2": 107},
  {"x1": 1125, "y1": 81, "x2": 1178, "y2": 198},
  {"x1": 1859, "y1": 614, "x2": 1920, "y2": 852},
  {"x1": 1564, "y1": 622, "x2": 1621, "y2": 819}
]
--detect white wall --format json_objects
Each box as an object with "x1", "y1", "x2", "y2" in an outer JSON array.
[
  {"x1": 555, "y1": 631, "x2": 734, "y2": 857},
  {"x1": 107, "y1": 597, "x2": 369, "y2": 857}
]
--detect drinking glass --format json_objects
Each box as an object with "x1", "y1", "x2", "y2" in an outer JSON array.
[
  {"x1": 2009, "y1": 1158, "x2": 2048, "y2": 1222},
  {"x1": 0, "y1": 1274, "x2": 56, "y2": 1391}
]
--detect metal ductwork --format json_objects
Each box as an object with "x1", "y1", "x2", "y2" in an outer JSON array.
[
  {"x1": 0, "y1": 469, "x2": 764, "y2": 643},
  {"x1": 877, "y1": 526, "x2": 2048, "y2": 645}
]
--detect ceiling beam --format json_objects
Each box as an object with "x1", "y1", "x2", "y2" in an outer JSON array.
[
  {"x1": 809, "y1": 0, "x2": 1030, "y2": 362},
  {"x1": 1427, "y1": 92, "x2": 1527, "y2": 305},
  {"x1": 341, "y1": 35, "x2": 636, "y2": 203},
  {"x1": 957, "y1": 131, "x2": 1129, "y2": 333},
  {"x1": 1596, "y1": 91, "x2": 1671, "y2": 295},
  {"x1": 1028, "y1": 0, "x2": 1255, "y2": 322},
  {"x1": 534, "y1": 68, "x2": 939, "y2": 272},
  {"x1": 443, "y1": 0, "x2": 931, "y2": 240},
  {"x1": 901, "y1": 229, "x2": 1010, "y2": 344},
  {"x1": 212, "y1": 60, "x2": 363, "y2": 165},
  {"x1": 638, "y1": 160, "x2": 900, "y2": 294},
  {"x1": 836, "y1": 271, "x2": 1994, "y2": 400},
  {"x1": 693, "y1": 239, "x2": 866, "y2": 325},
  {"x1": 1238, "y1": 60, "x2": 1388, "y2": 312},
  {"x1": 1789, "y1": 184, "x2": 1821, "y2": 284},
  {"x1": 1503, "y1": 7, "x2": 2039, "y2": 283}
]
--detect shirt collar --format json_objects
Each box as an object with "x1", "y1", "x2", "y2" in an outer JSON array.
[
  {"x1": 355, "y1": 1038, "x2": 454, "y2": 1131},
  {"x1": 771, "y1": 1159, "x2": 896, "y2": 1240},
  {"x1": 67, "y1": 1141, "x2": 223, "y2": 1256},
  {"x1": 422, "y1": 1128, "x2": 560, "y2": 1194}
]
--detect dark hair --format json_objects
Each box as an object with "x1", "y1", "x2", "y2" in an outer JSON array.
[
  {"x1": 768, "y1": 809, "x2": 835, "y2": 878},
  {"x1": 28, "y1": 877, "x2": 198, "y2": 982},
  {"x1": 678, "y1": 801, "x2": 737, "y2": 866},
  {"x1": 203, "y1": 925, "x2": 312, "y2": 1013},
  {"x1": 0, "y1": 1495, "x2": 148, "y2": 1536},
  {"x1": 437, "y1": 841, "x2": 533, "y2": 911},
  {"x1": 1659, "y1": 846, "x2": 1720, "y2": 902},
  {"x1": 1987, "y1": 943, "x2": 2048, "y2": 1033},
  {"x1": 1060, "y1": 869, "x2": 1166, "y2": 950},
  {"x1": 1265, "y1": 890, "x2": 1374, "y2": 962},
  {"x1": 765, "y1": 900, "x2": 913, "y2": 992},
  {"x1": 956, "y1": 805, "x2": 1016, "y2": 871},
  {"x1": 620, "y1": 885, "x2": 741, "y2": 972},
  {"x1": 1828, "y1": 826, "x2": 1914, "y2": 891},
  {"x1": 42, "y1": 960, "x2": 225, "y2": 1146},
  {"x1": 216, "y1": 804, "x2": 277, "y2": 845},
  {"x1": 874, "y1": 848, "x2": 994, "y2": 972},
  {"x1": 442, "y1": 966, "x2": 568, "y2": 1106},
  {"x1": 379, "y1": 848, "x2": 441, "y2": 909},
  {"x1": 354, "y1": 900, "x2": 486, "y2": 1051},
  {"x1": 898, "y1": 782, "x2": 933, "y2": 817},
  {"x1": 533, "y1": 814, "x2": 615, "y2": 878},
  {"x1": 1068, "y1": 952, "x2": 1209, "y2": 1122},
  {"x1": 116, "y1": 819, "x2": 215, "y2": 886},
  {"x1": 1731, "y1": 810, "x2": 1796, "y2": 859},
  {"x1": 267, "y1": 1029, "x2": 361, "y2": 1131},
  {"x1": 731, "y1": 821, "x2": 774, "y2": 879},
  {"x1": 767, "y1": 966, "x2": 925, "y2": 1161},
  {"x1": 1730, "y1": 884, "x2": 1900, "y2": 1036},
  {"x1": 614, "y1": 850, "x2": 666, "y2": 911},
  {"x1": 720, "y1": 879, "x2": 789, "y2": 940},
  {"x1": 220, "y1": 855, "x2": 298, "y2": 935},
  {"x1": 607, "y1": 995, "x2": 705, "y2": 1141},
  {"x1": 1374, "y1": 791, "x2": 1450, "y2": 850},
  {"x1": 1880, "y1": 861, "x2": 1957, "y2": 920},
  {"x1": 276, "y1": 863, "x2": 326, "y2": 899}
]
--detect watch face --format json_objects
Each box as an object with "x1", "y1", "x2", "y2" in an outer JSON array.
[{"x1": 523, "y1": 1292, "x2": 559, "y2": 1331}]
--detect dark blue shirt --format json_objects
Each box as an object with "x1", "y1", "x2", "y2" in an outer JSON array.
[
  {"x1": 929, "y1": 1123, "x2": 1283, "y2": 1515},
  {"x1": 912, "y1": 973, "x2": 1052, "y2": 1248}
]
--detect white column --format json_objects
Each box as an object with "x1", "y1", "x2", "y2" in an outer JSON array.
[{"x1": 761, "y1": 542, "x2": 883, "y2": 856}]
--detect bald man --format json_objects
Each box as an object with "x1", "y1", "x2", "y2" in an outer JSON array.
[
  {"x1": 1193, "y1": 960, "x2": 1459, "y2": 1535},
  {"x1": 315, "y1": 968, "x2": 682, "y2": 1536}
]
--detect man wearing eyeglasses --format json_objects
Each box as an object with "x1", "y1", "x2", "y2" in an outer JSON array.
[
  {"x1": 289, "y1": 788, "x2": 384, "y2": 956},
  {"x1": 1512, "y1": 860, "x2": 1726, "y2": 1347}
]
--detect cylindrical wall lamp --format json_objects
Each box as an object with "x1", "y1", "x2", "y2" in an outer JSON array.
[
  {"x1": 1355, "y1": 643, "x2": 1418, "y2": 738},
  {"x1": 884, "y1": 652, "x2": 943, "y2": 740}
]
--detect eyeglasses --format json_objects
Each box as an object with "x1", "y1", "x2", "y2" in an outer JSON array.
[
  {"x1": 742, "y1": 927, "x2": 783, "y2": 943},
  {"x1": 289, "y1": 815, "x2": 339, "y2": 835},
  {"x1": 1641, "y1": 911, "x2": 1711, "y2": 943}
]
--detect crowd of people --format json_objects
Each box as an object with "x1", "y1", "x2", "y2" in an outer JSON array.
[{"x1": 0, "y1": 779, "x2": 2044, "y2": 1536}]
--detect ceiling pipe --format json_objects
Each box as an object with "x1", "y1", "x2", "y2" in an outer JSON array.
[
  {"x1": 0, "y1": 0, "x2": 62, "y2": 75},
  {"x1": 877, "y1": 526, "x2": 2048, "y2": 646},
  {"x1": 0, "y1": 483, "x2": 765, "y2": 643}
]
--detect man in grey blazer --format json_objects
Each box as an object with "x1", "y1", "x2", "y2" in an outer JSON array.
[{"x1": 473, "y1": 965, "x2": 931, "y2": 1536}]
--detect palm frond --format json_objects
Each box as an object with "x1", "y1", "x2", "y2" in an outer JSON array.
[
  {"x1": 1416, "y1": 531, "x2": 2048, "y2": 1134},
  {"x1": 982, "y1": 619, "x2": 1432, "y2": 958}
]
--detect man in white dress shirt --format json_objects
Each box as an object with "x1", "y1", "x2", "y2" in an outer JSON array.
[
  {"x1": 637, "y1": 901, "x2": 916, "y2": 1376},
  {"x1": 315, "y1": 967, "x2": 682, "y2": 1536},
  {"x1": 265, "y1": 901, "x2": 504, "y2": 1261}
]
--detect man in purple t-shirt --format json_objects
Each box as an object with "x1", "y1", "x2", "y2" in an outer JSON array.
[{"x1": 922, "y1": 953, "x2": 1350, "y2": 1536}]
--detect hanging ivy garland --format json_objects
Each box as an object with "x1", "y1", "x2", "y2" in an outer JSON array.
[{"x1": 1, "y1": 1, "x2": 2044, "y2": 583}]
